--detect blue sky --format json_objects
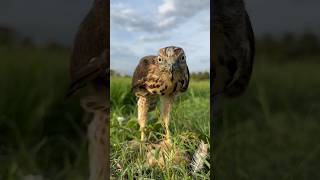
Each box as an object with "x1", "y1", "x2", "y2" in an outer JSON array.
[
  {"x1": 1, "y1": 0, "x2": 320, "y2": 72},
  {"x1": 110, "y1": 0, "x2": 210, "y2": 75}
]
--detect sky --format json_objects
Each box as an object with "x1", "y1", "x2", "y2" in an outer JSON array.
[
  {"x1": 0, "y1": 0, "x2": 93, "y2": 45},
  {"x1": 245, "y1": 0, "x2": 320, "y2": 36},
  {"x1": 110, "y1": 0, "x2": 210, "y2": 75},
  {"x1": 0, "y1": 0, "x2": 320, "y2": 73}
]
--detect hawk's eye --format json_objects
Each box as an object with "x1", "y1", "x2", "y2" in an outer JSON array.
[
  {"x1": 181, "y1": 55, "x2": 185, "y2": 61},
  {"x1": 158, "y1": 57, "x2": 162, "y2": 62}
]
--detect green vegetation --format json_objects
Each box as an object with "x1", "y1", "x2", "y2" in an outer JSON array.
[
  {"x1": 110, "y1": 76, "x2": 210, "y2": 179},
  {"x1": 0, "y1": 46, "x2": 89, "y2": 180},
  {"x1": 0, "y1": 44, "x2": 210, "y2": 179},
  {"x1": 215, "y1": 33, "x2": 320, "y2": 179},
  {"x1": 0, "y1": 31, "x2": 319, "y2": 179}
]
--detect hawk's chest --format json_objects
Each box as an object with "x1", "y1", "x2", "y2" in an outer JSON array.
[{"x1": 145, "y1": 70, "x2": 179, "y2": 96}]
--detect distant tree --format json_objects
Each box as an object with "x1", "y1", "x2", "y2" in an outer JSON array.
[
  {"x1": 282, "y1": 32, "x2": 295, "y2": 44},
  {"x1": 45, "y1": 41, "x2": 65, "y2": 49},
  {"x1": 110, "y1": 69, "x2": 121, "y2": 77},
  {"x1": 21, "y1": 37, "x2": 34, "y2": 47},
  {"x1": 0, "y1": 26, "x2": 15, "y2": 46},
  {"x1": 190, "y1": 71, "x2": 210, "y2": 80},
  {"x1": 257, "y1": 32, "x2": 320, "y2": 62},
  {"x1": 298, "y1": 32, "x2": 319, "y2": 55}
]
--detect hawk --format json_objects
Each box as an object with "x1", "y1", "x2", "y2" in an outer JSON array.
[
  {"x1": 212, "y1": 0, "x2": 255, "y2": 97},
  {"x1": 132, "y1": 46, "x2": 190, "y2": 143},
  {"x1": 66, "y1": 0, "x2": 109, "y2": 179},
  {"x1": 212, "y1": 0, "x2": 255, "y2": 145}
]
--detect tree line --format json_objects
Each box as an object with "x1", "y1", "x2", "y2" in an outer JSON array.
[{"x1": 1, "y1": 25, "x2": 318, "y2": 62}]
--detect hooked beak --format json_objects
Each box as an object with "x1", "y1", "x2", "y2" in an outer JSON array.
[{"x1": 170, "y1": 61, "x2": 179, "y2": 73}]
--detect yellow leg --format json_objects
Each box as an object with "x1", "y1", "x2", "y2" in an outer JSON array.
[
  {"x1": 161, "y1": 96, "x2": 173, "y2": 143},
  {"x1": 138, "y1": 96, "x2": 148, "y2": 141}
]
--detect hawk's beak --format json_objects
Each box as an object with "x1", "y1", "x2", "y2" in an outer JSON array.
[{"x1": 171, "y1": 61, "x2": 179, "y2": 73}]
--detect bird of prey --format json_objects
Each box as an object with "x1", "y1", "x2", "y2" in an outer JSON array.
[
  {"x1": 66, "y1": 0, "x2": 109, "y2": 179},
  {"x1": 211, "y1": 0, "x2": 255, "y2": 142},
  {"x1": 212, "y1": 0, "x2": 255, "y2": 97},
  {"x1": 132, "y1": 46, "x2": 189, "y2": 143},
  {"x1": 68, "y1": 0, "x2": 108, "y2": 98}
]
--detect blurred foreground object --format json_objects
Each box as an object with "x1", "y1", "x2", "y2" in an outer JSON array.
[
  {"x1": 212, "y1": 0, "x2": 255, "y2": 98},
  {"x1": 67, "y1": 0, "x2": 109, "y2": 179},
  {"x1": 212, "y1": 0, "x2": 255, "y2": 157}
]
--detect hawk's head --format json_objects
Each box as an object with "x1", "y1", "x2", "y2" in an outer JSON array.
[{"x1": 157, "y1": 46, "x2": 186, "y2": 73}]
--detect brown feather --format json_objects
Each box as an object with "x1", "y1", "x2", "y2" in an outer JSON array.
[
  {"x1": 132, "y1": 55, "x2": 157, "y2": 94},
  {"x1": 212, "y1": 0, "x2": 255, "y2": 97},
  {"x1": 68, "y1": 0, "x2": 108, "y2": 97}
]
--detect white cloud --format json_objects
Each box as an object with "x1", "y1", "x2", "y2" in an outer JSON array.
[
  {"x1": 111, "y1": 0, "x2": 210, "y2": 33},
  {"x1": 111, "y1": 3, "x2": 158, "y2": 32},
  {"x1": 158, "y1": 0, "x2": 175, "y2": 15},
  {"x1": 110, "y1": 0, "x2": 210, "y2": 74},
  {"x1": 158, "y1": 0, "x2": 210, "y2": 17}
]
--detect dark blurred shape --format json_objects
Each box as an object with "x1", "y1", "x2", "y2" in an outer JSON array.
[
  {"x1": 212, "y1": 0, "x2": 255, "y2": 98},
  {"x1": 212, "y1": 0, "x2": 255, "y2": 177},
  {"x1": 67, "y1": 0, "x2": 108, "y2": 97},
  {"x1": 66, "y1": 0, "x2": 109, "y2": 179},
  {"x1": 0, "y1": 26, "x2": 15, "y2": 46}
]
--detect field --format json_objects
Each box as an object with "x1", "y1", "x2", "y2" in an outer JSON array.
[
  {"x1": 110, "y1": 76, "x2": 210, "y2": 179},
  {"x1": 0, "y1": 46, "x2": 89, "y2": 180},
  {"x1": 215, "y1": 59, "x2": 320, "y2": 179},
  {"x1": 0, "y1": 44, "x2": 320, "y2": 179}
]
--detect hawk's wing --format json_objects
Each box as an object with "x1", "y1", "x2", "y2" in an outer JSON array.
[
  {"x1": 132, "y1": 56, "x2": 159, "y2": 111},
  {"x1": 131, "y1": 56, "x2": 157, "y2": 96},
  {"x1": 66, "y1": 51, "x2": 108, "y2": 97},
  {"x1": 212, "y1": 0, "x2": 255, "y2": 97},
  {"x1": 179, "y1": 65, "x2": 190, "y2": 93},
  {"x1": 67, "y1": 0, "x2": 108, "y2": 98}
]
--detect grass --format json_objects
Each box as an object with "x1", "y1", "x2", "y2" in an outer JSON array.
[
  {"x1": 215, "y1": 60, "x2": 320, "y2": 179},
  {"x1": 0, "y1": 46, "x2": 89, "y2": 180},
  {"x1": 1, "y1": 45, "x2": 320, "y2": 179},
  {"x1": 110, "y1": 77, "x2": 210, "y2": 179}
]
